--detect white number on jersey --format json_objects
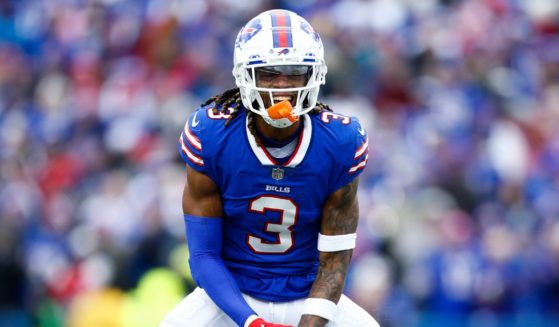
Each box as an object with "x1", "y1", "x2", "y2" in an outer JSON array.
[
  {"x1": 207, "y1": 107, "x2": 235, "y2": 120},
  {"x1": 247, "y1": 195, "x2": 298, "y2": 254},
  {"x1": 320, "y1": 112, "x2": 350, "y2": 124}
]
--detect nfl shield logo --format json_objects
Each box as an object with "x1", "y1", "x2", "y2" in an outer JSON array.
[{"x1": 271, "y1": 167, "x2": 284, "y2": 180}]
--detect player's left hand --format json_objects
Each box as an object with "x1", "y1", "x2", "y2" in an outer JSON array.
[{"x1": 248, "y1": 317, "x2": 294, "y2": 327}]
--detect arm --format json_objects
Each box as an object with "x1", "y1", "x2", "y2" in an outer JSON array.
[
  {"x1": 298, "y1": 178, "x2": 360, "y2": 327},
  {"x1": 183, "y1": 165, "x2": 292, "y2": 327},
  {"x1": 182, "y1": 164, "x2": 222, "y2": 217},
  {"x1": 182, "y1": 165, "x2": 257, "y2": 326}
]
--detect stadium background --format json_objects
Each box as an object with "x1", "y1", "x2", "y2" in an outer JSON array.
[{"x1": 1, "y1": 0, "x2": 558, "y2": 326}]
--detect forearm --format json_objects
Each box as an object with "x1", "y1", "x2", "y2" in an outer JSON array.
[
  {"x1": 298, "y1": 250, "x2": 352, "y2": 326},
  {"x1": 186, "y1": 215, "x2": 256, "y2": 326},
  {"x1": 299, "y1": 179, "x2": 359, "y2": 326}
]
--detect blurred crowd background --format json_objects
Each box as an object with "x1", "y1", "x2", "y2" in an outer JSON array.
[{"x1": 1, "y1": 0, "x2": 558, "y2": 326}]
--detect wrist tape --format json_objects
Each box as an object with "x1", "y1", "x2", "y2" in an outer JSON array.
[
  {"x1": 317, "y1": 233, "x2": 356, "y2": 252},
  {"x1": 302, "y1": 298, "x2": 337, "y2": 321}
]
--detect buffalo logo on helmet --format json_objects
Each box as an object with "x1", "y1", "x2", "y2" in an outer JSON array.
[
  {"x1": 300, "y1": 21, "x2": 320, "y2": 42},
  {"x1": 235, "y1": 18, "x2": 263, "y2": 48}
]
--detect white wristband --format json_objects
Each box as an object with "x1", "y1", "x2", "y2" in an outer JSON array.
[
  {"x1": 302, "y1": 298, "x2": 337, "y2": 321},
  {"x1": 317, "y1": 233, "x2": 356, "y2": 252}
]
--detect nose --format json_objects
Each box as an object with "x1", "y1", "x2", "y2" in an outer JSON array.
[{"x1": 271, "y1": 74, "x2": 293, "y2": 87}]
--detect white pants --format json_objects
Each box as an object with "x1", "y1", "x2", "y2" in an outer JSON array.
[{"x1": 160, "y1": 287, "x2": 380, "y2": 327}]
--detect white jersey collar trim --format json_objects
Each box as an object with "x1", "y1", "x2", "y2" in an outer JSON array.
[{"x1": 246, "y1": 114, "x2": 312, "y2": 167}]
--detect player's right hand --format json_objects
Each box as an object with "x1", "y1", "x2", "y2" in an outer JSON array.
[{"x1": 248, "y1": 317, "x2": 294, "y2": 327}]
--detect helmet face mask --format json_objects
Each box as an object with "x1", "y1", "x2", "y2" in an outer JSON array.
[{"x1": 233, "y1": 10, "x2": 327, "y2": 128}]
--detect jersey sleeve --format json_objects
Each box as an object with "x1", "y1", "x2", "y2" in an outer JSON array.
[
  {"x1": 177, "y1": 109, "x2": 207, "y2": 173},
  {"x1": 330, "y1": 117, "x2": 369, "y2": 192}
]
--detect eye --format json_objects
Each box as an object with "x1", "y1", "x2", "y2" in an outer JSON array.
[
  {"x1": 256, "y1": 68, "x2": 282, "y2": 79},
  {"x1": 254, "y1": 65, "x2": 312, "y2": 83}
]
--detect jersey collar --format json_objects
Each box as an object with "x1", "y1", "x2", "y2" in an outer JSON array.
[{"x1": 246, "y1": 113, "x2": 312, "y2": 167}]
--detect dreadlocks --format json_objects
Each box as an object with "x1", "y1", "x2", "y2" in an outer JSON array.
[{"x1": 200, "y1": 88, "x2": 333, "y2": 146}]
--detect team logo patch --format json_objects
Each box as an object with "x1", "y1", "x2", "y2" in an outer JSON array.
[{"x1": 272, "y1": 167, "x2": 284, "y2": 180}]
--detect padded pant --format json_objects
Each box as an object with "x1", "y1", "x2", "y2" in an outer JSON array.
[{"x1": 160, "y1": 287, "x2": 380, "y2": 327}]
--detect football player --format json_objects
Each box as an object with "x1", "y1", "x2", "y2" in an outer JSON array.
[{"x1": 161, "y1": 9, "x2": 379, "y2": 327}]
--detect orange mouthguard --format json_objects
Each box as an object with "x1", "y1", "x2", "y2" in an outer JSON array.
[{"x1": 266, "y1": 100, "x2": 299, "y2": 123}]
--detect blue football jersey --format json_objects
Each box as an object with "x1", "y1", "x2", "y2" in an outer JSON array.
[{"x1": 178, "y1": 104, "x2": 369, "y2": 302}]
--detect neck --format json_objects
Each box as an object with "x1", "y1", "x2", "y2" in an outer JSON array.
[{"x1": 255, "y1": 115, "x2": 301, "y2": 142}]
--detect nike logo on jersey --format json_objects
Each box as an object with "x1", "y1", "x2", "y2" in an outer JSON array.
[
  {"x1": 266, "y1": 185, "x2": 291, "y2": 193},
  {"x1": 358, "y1": 124, "x2": 365, "y2": 136},
  {"x1": 192, "y1": 112, "x2": 200, "y2": 127}
]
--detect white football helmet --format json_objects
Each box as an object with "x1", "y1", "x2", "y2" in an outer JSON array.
[{"x1": 233, "y1": 9, "x2": 327, "y2": 128}]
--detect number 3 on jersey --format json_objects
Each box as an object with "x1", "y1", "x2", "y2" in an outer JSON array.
[
  {"x1": 321, "y1": 112, "x2": 350, "y2": 124},
  {"x1": 247, "y1": 195, "x2": 298, "y2": 254}
]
